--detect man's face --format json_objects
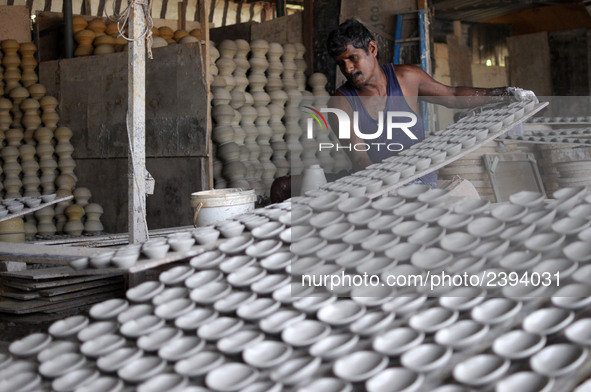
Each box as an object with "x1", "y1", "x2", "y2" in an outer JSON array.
[{"x1": 334, "y1": 42, "x2": 377, "y2": 89}]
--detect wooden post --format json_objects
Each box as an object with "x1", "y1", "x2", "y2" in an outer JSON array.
[
  {"x1": 277, "y1": 0, "x2": 286, "y2": 17},
  {"x1": 303, "y1": 0, "x2": 314, "y2": 74},
  {"x1": 63, "y1": 0, "x2": 74, "y2": 58},
  {"x1": 128, "y1": 0, "x2": 148, "y2": 244},
  {"x1": 178, "y1": 1, "x2": 186, "y2": 31},
  {"x1": 199, "y1": 0, "x2": 213, "y2": 190},
  {"x1": 453, "y1": 20, "x2": 462, "y2": 40}
]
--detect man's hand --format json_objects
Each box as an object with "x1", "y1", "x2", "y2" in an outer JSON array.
[{"x1": 506, "y1": 87, "x2": 539, "y2": 103}]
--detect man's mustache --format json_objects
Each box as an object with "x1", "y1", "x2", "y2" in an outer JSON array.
[{"x1": 345, "y1": 71, "x2": 362, "y2": 81}]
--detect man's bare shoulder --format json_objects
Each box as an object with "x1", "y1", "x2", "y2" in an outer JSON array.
[
  {"x1": 392, "y1": 64, "x2": 430, "y2": 96},
  {"x1": 392, "y1": 64, "x2": 423, "y2": 79}
]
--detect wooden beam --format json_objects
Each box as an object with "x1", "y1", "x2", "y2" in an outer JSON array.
[
  {"x1": 63, "y1": 0, "x2": 74, "y2": 58},
  {"x1": 128, "y1": 0, "x2": 148, "y2": 244},
  {"x1": 453, "y1": 20, "x2": 462, "y2": 39},
  {"x1": 178, "y1": 1, "x2": 186, "y2": 30},
  {"x1": 303, "y1": 0, "x2": 313, "y2": 74},
  {"x1": 0, "y1": 196, "x2": 72, "y2": 223},
  {"x1": 277, "y1": 0, "x2": 286, "y2": 17},
  {"x1": 0, "y1": 242, "x2": 116, "y2": 265},
  {"x1": 484, "y1": 3, "x2": 591, "y2": 35},
  {"x1": 199, "y1": 0, "x2": 213, "y2": 190}
]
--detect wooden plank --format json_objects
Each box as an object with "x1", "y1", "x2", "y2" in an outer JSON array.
[
  {"x1": 286, "y1": 10, "x2": 303, "y2": 46},
  {"x1": 40, "y1": 289, "x2": 125, "y2": 314},
  {"x1": 441, "y1": 173, "x2": 489, "y2": 181},
  {"x1": 0, "y1": 266, "x2": 120, "y2": 280},
  {"x1": 251, "y1": 13, "x2": 294, "y2": 43},
  {"x1": 128, "y1": 247, "x2": 207, "y2": 273},
  {"x1": 0, "y1": 6, "x2": 31, "y2": 42},
  {"x1": 0, "y1": 196, "x2": 73, "y2": 223},
  {"x1": 453, "y1": 20, "x2": 462, "y2": 39},
  {"x1": 199, "y1": 0, "x2": 213, "y2": 190},
  {"x1": 507, "y1": 33, "x2": 552, "y2": 96},
  {"x1": 367, "y1": 102, "x2": 549, "y2": 199},
  {"x1": 444, "y1": 159, "x2": 485, "y2": 166},
  {"x1": 439, "y1": 165, "x2": 487, "y2": 175},
  {"x1": 501, "y1": 138, "x2": 586, "y2": 146},
  {"x1": 38, "y1": 277, "x2": 123, "y2": 297},
  {"x1": 0, "y1": 288, "x2": 123, "y2": 314},
  {"x1": 339, "y1": 0, "x2": 416, "y2": 38},
  {"x1": 471, "y1": 64, "x2": 508, "y2": 88},
  {"x1": 178, "y1": 1, "x2": 186, "y2": 30},
  {"x1": 33, "y1": 225, "x2": 195, "y2": 247},
  {"x1": 209, "y1": 21, "x2": 252, "y2": 43},
  {"x1": 466, "y1": 180, "x2": 492, "y2": 188},
  {"x1": 2, "y1": 274, "x2": 122, "y2": 291},
  {"x1": 433, "y1": 43, "x2": 451, "y2": 85},
  {"x1": 446, "y1": 34, "x2": 472, "y2": 87},
  {"x1": 128, "y1": 0, "x2": 149, "y2": 244},
  {"x1": 0, "y1": 242, "x2": 116, "y2": 265},
  {"x1": 0, "y1": 290, "x2": 41, "y2": 300},
  {"x1": 2, "y1": 246, "x2": 206, "y2": 276},
  {"x1": 38, "y1": 283, "x2": 122, "y2": 302}
]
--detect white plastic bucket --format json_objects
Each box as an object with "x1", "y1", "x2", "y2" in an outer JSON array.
[{"x1": 190, "y1": 188, "x2": 257, "y2": 227}]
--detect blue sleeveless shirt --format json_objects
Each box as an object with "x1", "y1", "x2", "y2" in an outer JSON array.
[{"x1": 337, "y1": 64, "x2": 437, "y2": 188}]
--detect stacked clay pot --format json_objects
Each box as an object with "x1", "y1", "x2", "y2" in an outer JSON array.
[
  {"x1": 149, "y1": 27, "x2": 203, "y2": 49},
  {"x1": 215, "y1": 40, "x2": 249, "y2": 190},
  {"x1": 0, "y1": 40, "x2": 105, "y2": 239},
  {"x1": 74, "y1": 29, "x2": 95, "y2": 57},
  {"x1": 308, "y1": 72, "x2": 351, "y2": 173},
  {"x1": 299, "y1": 90, "x2": 320, "y2": 168},
  {"x1": 209, "y1": 45, "x2": 226, "y2": 189},
  {"x1": 2, "y1": 39, "x2": 21, "y2": 93},
  {"x1": 19, "y1": 43, "x2": 38, "y2": 87},
  {"x1": 73, "y1": 16, "x2": 126, "y2": 56},
  {"x1": 209, "y1": 39, "x2": 346, "y2": 196}
]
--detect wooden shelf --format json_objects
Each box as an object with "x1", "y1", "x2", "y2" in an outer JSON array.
[{"x1": 0, "y1": 195, "x2": 73, "y2": 223}]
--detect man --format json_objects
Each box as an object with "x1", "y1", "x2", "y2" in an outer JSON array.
[{"x1": 326, "y1": 19, "x2": 528, "y2": 187}]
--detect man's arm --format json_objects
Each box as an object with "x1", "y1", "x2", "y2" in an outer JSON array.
[
  {"x1": 396, "y1": 65, "x2": 512, "y2": 108},
  {"x1": 327, "y1": 93, "x2": 373, "y2": 171}
]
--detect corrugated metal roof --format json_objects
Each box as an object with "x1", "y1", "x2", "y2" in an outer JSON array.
[{"x1": 431, "y1": 0, "x2": 583, "y2": 22}]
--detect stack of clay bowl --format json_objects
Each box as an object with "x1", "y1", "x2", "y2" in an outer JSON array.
[
  {"x1": 73, "y1": 16, "x2": 127, "y2": 56},
  {"x1": 0, "y1": 216, "x2": 25, "y2": 242},
  {"x1": 2, "y1": 39, "x2": 22, "y2": 93},
  {"x1": 555, "y1": 159, "x2": 591, "y2": 189},
  {"x1": 0, "y1": 41, "x2": 106, "y2": 238},
  {"x1": 206, "y1": 39, "x2": 347, "y2": 196},
  {"x1": 103, "y1": 20, "x2": 128, "y2": 51},
  {"x1": 536, "y1": 144, "x2": 591, "y2": 195},
  {"x1": 73, "y1": 16, "x2": 96, "y2": 56},
  {"x1": 173, "y1": 29, "x2": 189, "y2": 42},
  {"x1": 151, "y1": 28, "x2": 168, "y2": 48},
  {"x1": 19, "y1": 42, "x2": 38, "y2": 87},
  {"x1": 152, "y1": 27, "x2": 202, "y2": 48},
  {"x1": 8, "y1": 179, "x2": 591, "y2": 390},
  {"x1": 93, "y1": 35, "x2": 117, "y2": 55},
  {"x1": 72, "y1": 15, "x2": 88, "y2": 33},
  {"x1": 159, "y1": 26, "x2": 175, "y2": 44}
]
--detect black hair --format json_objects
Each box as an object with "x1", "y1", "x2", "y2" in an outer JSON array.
[{"x1": 327, "y1": 19, "x2": 375, "y2": 58}]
